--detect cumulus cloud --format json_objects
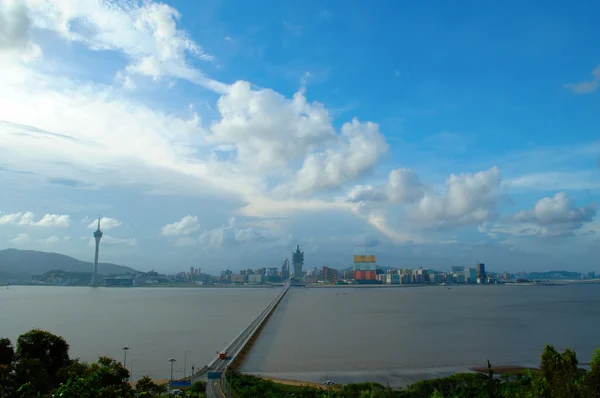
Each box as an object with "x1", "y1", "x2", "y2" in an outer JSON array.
[
  {"x1": 34, "y1": 214, "x2": 71, "y2": 227},
  {"x1": 210, "y1": 81, "x2": 335, "y2": 171},
  {"x1": 161, "y1": 215, "x2": 200, "y2": 236},
  {"x1": 290, "y1": 119, "x2": 388, "y2": 193},
  {"x1": 347, "y1": 168, "x2": 424, "y2": 205},
  {"x1": 414, "y1": 167, "x2": 503, "y2": 229},
  {"x1": 87, "y1": 217, "x2": 122, "y2": 231},
  {"x1": 507, "y1": 192, "x2": 596, "y2": 237},
  {"x1": 10, "y1": 233, "x2": 31, "y2": 245},
  {"x1": 564, "y1": 65, "x2": 600, "y2": 94},
  {"x1": 196, "y1": 218, "x2": 291, "y2": 248},
  {"x1": 0, "y1": 211, "x2": 70, "y2": 227},
  {"x1": 0, "y1": 211, "x2": 35, "y2": 225}
]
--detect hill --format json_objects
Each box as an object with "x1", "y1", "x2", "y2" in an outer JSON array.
[{"x1": 0, "y1": 249, "x2": 138, "y2": 279}]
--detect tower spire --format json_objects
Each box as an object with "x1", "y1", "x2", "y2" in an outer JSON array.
[{"x1": 97, "y1": 214, "x2": 101, "y2": 230}]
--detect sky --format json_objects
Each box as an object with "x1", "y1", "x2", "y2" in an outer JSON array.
[{"x1": 0, "y1": 0, "x2": 599, "y2": 274}]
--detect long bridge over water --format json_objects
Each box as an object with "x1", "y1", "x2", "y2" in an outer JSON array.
[{"x1": 181, "y1": 280, "x2": 292, "y2": 397}]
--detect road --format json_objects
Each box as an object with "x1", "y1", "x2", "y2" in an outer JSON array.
[{"x1": 194, "y1": 282, "x2": 290, "y2": 398}]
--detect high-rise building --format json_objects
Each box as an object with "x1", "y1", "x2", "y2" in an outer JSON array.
[
  {"x1": 91, "y1": 217, "x2": 103, "y2": 286},
  {"x1": 451, "y1": 265, "x2": 464, "y2": 273},
  {"x1": 322, "y1": 266, "x2": 338, "y2": 282},
  {"x1": 465, "y1": 268, "x2": 477, "y2": 283},
  {"x1": 476, "y1": 263, "x2": 486, "y2": 283},
  {"x1": 281, "y1": 258, "x2": 290, "y2": 280},
  {"x1": 292, "y1": 245, "x2": 304, "y2": 281}
]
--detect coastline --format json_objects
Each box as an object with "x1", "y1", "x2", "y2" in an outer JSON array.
[{"x1": 246, "y1": 362, "x2": 553, "y2": 388}]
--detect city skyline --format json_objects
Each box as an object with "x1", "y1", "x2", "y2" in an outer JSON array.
[{"x1": 1, "y1": 0, "x2": 599, "y2": 273}]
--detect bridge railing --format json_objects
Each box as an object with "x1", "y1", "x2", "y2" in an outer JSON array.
[{"x1": 188, "y1": 282, "x2": 290, "y2": 384}]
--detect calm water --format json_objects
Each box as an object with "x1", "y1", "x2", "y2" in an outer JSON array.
[
  {"x1": 241, "y1": 284, "x2": 600, "y2": 386},
  {"x1": 0, "y1": 286, "x2": 278, "y2": 380},
  {"x1": 2, "y1": 284, "x2": 599, "y2": 386}
]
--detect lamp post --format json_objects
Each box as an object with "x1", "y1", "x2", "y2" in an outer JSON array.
[
  {"x1": 122, "y1": 346, "x2": 130, "y2": 380},
  {"x1": 168, "y1": 358, "x2": 177, "y2": 394},
  {"x1": 184, "y1": 350, "x2": 191, "y2": 378},
  {"x1": 122, "y1": 346, "x2": 130, "y2": 366}
]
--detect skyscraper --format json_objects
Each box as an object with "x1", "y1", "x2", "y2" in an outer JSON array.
[
  {"x1": 292, "y1": 245, "x2": 304, "y2": 281},
  {"x1": 476, "y1": 263, "x2": 486, "y2": 283},
  {"x1": 91, "y1": 217, "x2": 103, "y2": 286},
  {"x1": 281, "y1": 258, "x2": 290, "y2": 280}
]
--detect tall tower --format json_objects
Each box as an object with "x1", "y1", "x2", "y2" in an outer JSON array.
[
  {"x1": 91, "y1": 217, "x2": 103, "y2": 286},
  {"x1": 292, "y1": 245, "x2": 304, "y2": 281},
  {"x1": 281, "y1": 258, "x2": 290, "y2": 280}
]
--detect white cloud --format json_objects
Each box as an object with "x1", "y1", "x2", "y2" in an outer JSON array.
[
  {"x1": 87, "y1": 217, "x2": 122, "y2": 231},
  {"x1": 87, "y1": 235, "x2": 136, "y2": 246},
  {"x1": 564, "y1": 65, "x2": 600, "y2": 94},
  {"x1": 38, "y1": 235, "x2": 60, "y2": 244},
  {"x1": 0, "y1": 211, "x2": 35, "y2": 225},
  {"x1": 196, "y1": 217, "x2": 291, "y2": 249},
  {"x1": 290, "y1": 119, "x2": 388, "y2": 193},
  {"x1": 414, "y1": 167, "x2": 503, "y2": 229},
  {"x1": 34, "y1": 214, "x2": 71, "y2": 227},
  {"x1": 509, "y1": 171, "x2": 600, "y2": 191},
  {"x1": 10, "y1": 233, "x2": 31, "y2": 245},
  {"x1": 175, "y1": 237, "x2": 197, "y2": 247},
  {"x1": 0, "y1": 0, "x2": 41, "y2": 63},
  {"x1": 0, "y1": 211, "x2": 70, "y2": 227},
  {"x1": 22, "y1": 0, "x2": 223, "y2": 91},
  {"x1": 209, "y1": 80, "x2": 335, "y2": 172},
  {"x1": 510, "y1": 192, "x2": 596, "y2": 237},
  {"x1": 161, "y1": 215, "x2": 200, "y2": 236}
]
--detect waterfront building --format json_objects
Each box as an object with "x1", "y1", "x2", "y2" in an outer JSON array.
[
  {"x1": 292, "y1": 245, "x2": 304, "y2": 281},
  {"x1": 281, "y1": 258, "x2": 290, "y2": 280},
  {"x1": 476, "y1": 263, "x2": 486, "y2": 283},
  {"x1": 322, "y1": 266, "x2": 338, "y2": 282},
  {"x1": 465, "y1": 268, "x2": 477, "y2": 283},
  {"x1": 451, "y1": 265, "x2": 465, "y2": 273}
]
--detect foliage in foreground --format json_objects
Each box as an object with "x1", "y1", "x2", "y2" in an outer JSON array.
[
  {"x1": 227, "y1": 346, "x2": 600, "y2": 398},
  {"x1": 1, "y1": 329, "x2": 599, "y2": 398},
  {"x1": 0, "y1": 329, "x2": 135, "y2": 398}
]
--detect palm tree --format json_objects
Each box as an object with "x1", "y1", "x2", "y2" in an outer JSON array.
[{"x1": 189, "y1": 380, "x2": 206, "y2": 397}]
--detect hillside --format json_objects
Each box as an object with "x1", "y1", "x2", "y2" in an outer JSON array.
[{"x1": 0, "y1": 249, "x2": 138, "y2": 279}]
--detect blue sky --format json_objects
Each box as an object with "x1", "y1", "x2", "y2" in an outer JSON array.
[{"x1": 0, "y1": 0, "x2": 599, "y2": 273}]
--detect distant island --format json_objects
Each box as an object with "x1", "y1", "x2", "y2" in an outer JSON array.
[{"x1": 0, "y1": 248, "x2": 138, "y2": 283}]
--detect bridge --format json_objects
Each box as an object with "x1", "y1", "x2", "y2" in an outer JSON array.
[{"x1": 185, "y1": 280, "x2": 291, "y2": 398}]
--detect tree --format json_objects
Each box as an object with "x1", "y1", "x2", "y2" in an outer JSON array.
[
  {"x1": 540, "y1": 344, "x2": 579, "y2": 398},
  {"x1": 579, "y1": 349, "x2": 600, "y2": 398},
  {"x1": 136, "y1": 375, "x2": 160, "y2": 396},
  {"x1": 0, "y1": 337, "x2": 14, "y2": 366},
  {"x1": 190, "y1": 380, "x2": 207, "y2": 397},
  {"x1": 16, "y1": 329, "x2": 70, "y2": 378}
]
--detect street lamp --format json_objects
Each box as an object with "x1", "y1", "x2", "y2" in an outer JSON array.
[
  {"x1": 184, "y1": 350, "x2": 191, "y2": 378},
  {"x1": 168, "y1": 358, "x2": 177, "y2": 394},
  {"x1": 122, "y1": 346, "x2": 130, "y2": 379}
]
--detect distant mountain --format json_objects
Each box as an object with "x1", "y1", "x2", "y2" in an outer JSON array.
[{"x1": 0, "y1": 249, "x2": 138, "y2": 279}]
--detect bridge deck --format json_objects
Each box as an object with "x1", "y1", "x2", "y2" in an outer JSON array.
[{"x1": 185, "y1": 281, "x2": 290, "y2": 398}]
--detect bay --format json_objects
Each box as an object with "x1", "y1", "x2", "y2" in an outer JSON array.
[
  {"x1": 241, "y1": 284, "x2": 600, "y2": 386},
  {"x1": 0, "y1": 286, "x2": 278, "y2": 380}
]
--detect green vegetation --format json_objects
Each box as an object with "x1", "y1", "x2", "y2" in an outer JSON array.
[
  {"x1": 227, "y1": 345, "x2": 600, "y2": 398},
  {"x1": 1, "y1": 329, "x2": 598, "y2": 397}
]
